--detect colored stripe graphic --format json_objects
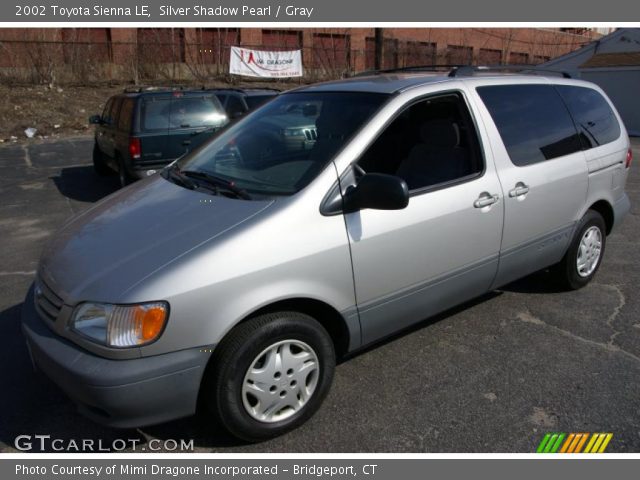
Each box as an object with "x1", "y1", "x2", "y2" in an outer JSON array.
[
  {"x1": 537, "y1": 433, "x2": 612, "y2": 453},
  {"x1": 574, "y1": 433, "x2": 589, "y2": 453}
]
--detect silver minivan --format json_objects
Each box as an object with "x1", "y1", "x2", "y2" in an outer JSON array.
[{"x1": 22, "y1": 68, "x2": 632, "y2": 441}]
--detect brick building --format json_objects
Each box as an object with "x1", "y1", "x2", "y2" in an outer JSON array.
[{"x1": 0, "y1": 28, "x2": 608, "y2": 83}]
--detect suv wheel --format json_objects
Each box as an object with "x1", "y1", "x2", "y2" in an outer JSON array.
[
  {"x1": 204, "y1": 312, "x2": 335, "y2": 442},
  {"x1": 552, "y1": 210, "x2": 606, "y2": 290},
  {"x1": 92, "y1": 143, "x2": 112, "y2": 176},
  {"x1": 117, "y1": 156, "x2": 133, "y2": 187}
]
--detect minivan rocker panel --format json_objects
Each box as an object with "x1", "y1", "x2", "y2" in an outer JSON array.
[{"x1": 22, "y1": 72, "x2": 631, "y2": 440}]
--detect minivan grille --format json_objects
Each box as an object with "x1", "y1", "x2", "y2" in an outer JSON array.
[{"x1": 34, "y1": 275, "x2": 63, "y2": 322}]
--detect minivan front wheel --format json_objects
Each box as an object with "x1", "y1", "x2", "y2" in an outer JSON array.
[
  {"x1": 553, "y1": 210, "x2": 606, "y2": 290},
  {"x1": 206, "y1": 312, "x2": 335, "y2": 442}
]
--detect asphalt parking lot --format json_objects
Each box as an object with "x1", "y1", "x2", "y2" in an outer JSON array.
[{"x1": 0, "y1": 137, "x2": 638, "y2": 452}]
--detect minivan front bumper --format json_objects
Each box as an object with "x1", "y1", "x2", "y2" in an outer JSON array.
[{"x1": 21, "y1": 286, "x2": 212, "y2": 429}]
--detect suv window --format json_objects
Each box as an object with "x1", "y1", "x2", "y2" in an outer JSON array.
[
  {"x1": 118, "y1": 98, "x2": 135, "y2": 131},
  {"x1": 556, "y1": 85, "x2": 621, "y2": 149},
  {"x1": 107, "y1": 98, "x2": 123, "y2": 127},
  {"x1": 224, "y1": 95, "x2": 247, "y2": 118},
  {"x1": 169, "y1": 95, "x2": 227, "y2": 128},
  {"x1": 477, "y1": 84, "x2": 582, "y2": 166},
  {"x1": 358, "y1": 93, "x2": 483, "y2": 191},
  {"x1": 141, "y1": 98, "x2": 171, "y2": 131},
  {"x1": 245, "y1": 95, "x2": 273, "y2": 110},
  {"x1": 101, "y1": 98, "x2": 113, "y2": 121},
  {"x1": 141, "y1": 95, "x2": 226, "y2": 132}
]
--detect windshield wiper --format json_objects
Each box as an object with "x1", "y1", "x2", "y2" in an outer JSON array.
[
  {"x1": 182, "y1": 170, "x2": 252, "y2": 200},
  {"x1": 166, "y1": 166, "x2": 197, "y2": 190}
]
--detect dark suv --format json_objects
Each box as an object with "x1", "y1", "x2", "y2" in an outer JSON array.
[
  {"x1": 90, "y1": 87, "x2": 228, "y2": 186},
  {"x1": 209, "y1": 88, "x2": 279, "y2": 119}
]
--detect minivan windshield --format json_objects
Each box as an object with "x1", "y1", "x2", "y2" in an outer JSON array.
[{"x1": 170, "y1": 92, "x2": 389, "y2": 196}]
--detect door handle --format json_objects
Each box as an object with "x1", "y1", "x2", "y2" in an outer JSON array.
[
  {"x1": 474, "y1": 193, "x2": 500, "y2": 208},
  {"x1": 509, "y1": 182, "x2": 530, "y2": 198}
]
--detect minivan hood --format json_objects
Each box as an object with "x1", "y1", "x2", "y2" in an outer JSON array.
[{"x1": 39, "y1": 175, "x2": 273, "y2": 303}]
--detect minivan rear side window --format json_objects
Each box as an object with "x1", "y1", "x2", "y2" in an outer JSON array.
[
  {"x1": 555, "y1": 85, "x2": 621, "y2": 149},
  {"x1": 477, "y1": 84, "x2": 582, "y2": 166}
]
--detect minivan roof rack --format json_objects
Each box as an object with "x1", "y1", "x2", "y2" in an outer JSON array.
[
  {"x1": 353, "y1": 64, "x2": 571, "y2": 79},
  {"x1": 353, "y1": 64, "x2": 461, "y2": 77},
  {"x1": 449, "y1": 65, "x2": 572, "y2": 78}
]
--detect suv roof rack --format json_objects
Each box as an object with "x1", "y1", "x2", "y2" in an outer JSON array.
[
  {"x1": 353, "y1": 64, "x2": 571, "y2": 79},
  {"x1": 205, "y1": 87, "x2": 281, "y2": 93},
  {"x1": 122, "y1": 85, "x2": 190, "y2": 93}
]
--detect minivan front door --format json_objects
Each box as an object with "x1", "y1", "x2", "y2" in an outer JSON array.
[
  {"x1": 346, "y1": 172, "x2": 504, "y2": 346},
  {"x1": 343, "y1": 92, "x2": 504, "y2": 346}
]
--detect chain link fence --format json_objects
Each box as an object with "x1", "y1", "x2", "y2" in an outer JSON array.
[{"x1": 0, "y1": 29, "x2": 573, "y2": 86}]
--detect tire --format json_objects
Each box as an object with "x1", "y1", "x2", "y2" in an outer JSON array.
[
  {"x1": 116, "y1": 155, "x2": 133, "y2": 188},
  {"x1": 92, "y1": 143, "x2": 112, "y2": 176},
  {"x1": 552, "y1": 209, "x2": 606, "y2": 290},
  {"x1": 204, "y1": 312, "x2": 335, "y2": 442}
]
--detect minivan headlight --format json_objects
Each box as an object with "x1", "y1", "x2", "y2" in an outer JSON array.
[{"x1": 71, "y1": 302, "x2": 168, "y2": 347}]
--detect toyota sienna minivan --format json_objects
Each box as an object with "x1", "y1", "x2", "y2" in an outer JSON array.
[{"x1": 22, "y1": 67, "x2": 632, "y2": 441}]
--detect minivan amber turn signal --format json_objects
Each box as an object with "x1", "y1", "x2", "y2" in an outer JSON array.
[{"x1": 71, "y1": 302, "x2": 168, "y2": 347}]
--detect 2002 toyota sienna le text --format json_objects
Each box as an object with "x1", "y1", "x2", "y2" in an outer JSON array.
[{"x1": 21, "y1": 70, "x2": 632, "y2": 441}]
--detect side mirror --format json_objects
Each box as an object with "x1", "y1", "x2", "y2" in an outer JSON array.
[
  {"x1": 89, "y1": 114, "x2": 102, "y2": 125},
  {"x1": 344, "y1": 173, "x2": 409, "y2": 212}
]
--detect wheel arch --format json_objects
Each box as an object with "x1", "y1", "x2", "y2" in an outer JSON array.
[
  {"x1": 588, "y1": 199, "x2": 614, "y2": 235},
  {"x1": 195, "y1": 297, "x2": 354, "y2": 416},
  {"x1": 240, "y1": 298, "x2": 353, "y2": 359}
]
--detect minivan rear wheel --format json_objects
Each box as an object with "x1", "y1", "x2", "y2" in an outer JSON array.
[
  {"x1": 92, "y1": 143, "x2": 112, "y2": 176},
  {"x1": 552, "y1": 209, "x2": 606, "y2": 290},
  {"x1": 204, "y1": 312, "x2": 335, "y2": 442}
]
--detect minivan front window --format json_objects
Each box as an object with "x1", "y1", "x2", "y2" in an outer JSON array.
[{"x1": 171, "y1": 92, "x2": 389, "y2": 196}]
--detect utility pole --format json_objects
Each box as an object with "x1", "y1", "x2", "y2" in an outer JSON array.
[{"x1": 374, "y1": 28, "x2": 383, "y2": 70}]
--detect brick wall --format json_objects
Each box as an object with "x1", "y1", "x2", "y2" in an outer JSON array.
[{"x1": 0, "y1": 27, "x2": 603, "y2": 83}]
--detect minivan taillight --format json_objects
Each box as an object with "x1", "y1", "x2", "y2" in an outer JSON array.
[
  {"x1": 626, "y1": 148, "x2": 633, "y2": 169},
  {"x1": 129, "y1": 137, "x2": 141, "y2": 160}
]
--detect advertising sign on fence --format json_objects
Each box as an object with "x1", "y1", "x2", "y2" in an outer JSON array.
[{"x1": 229, "y1": 46, "x2": 303, "y2": 77}]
